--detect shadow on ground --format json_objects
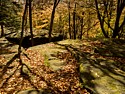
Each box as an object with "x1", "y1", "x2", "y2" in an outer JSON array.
[
  {"x1": 55, "y1": 39, "x2": 125, "y2": 94},
  {"x1": 1, "y1": 38, "x2": 125, "y2": 94},
  {"x1": 0, "y1": 38, "x2": 17, "y2": 55}
]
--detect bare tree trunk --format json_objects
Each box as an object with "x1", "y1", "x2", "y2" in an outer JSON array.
[
  {"x1": 49, "y1": 5, "x2": 56, "y2": 42},
  {"x1": 0, "y1": 24, "x2": 4, "y2": 37},
  {"x1": 0, "y1": 0, "x2": 4, "y2": 37},
  {"x1": 49, "y1": 0, "x2": 60, "y2": 42},
  {"x1": 112, "y1": 0, "x2": 121, "y2": 38},
  {"x1": 94, "y1": 0, "x2": 109, "y2": 38},
  {"x1": 73, "y1": 3, "x2": 76, "y2": 39},
  {"x1": 29, "y1": 0, "x2": 34, "y2": 46},
  {"x1": 18, "y1": 0, "x2": 28, "y2": 55},
  {"x1": 112, "y1": 0, "x2": 125, "y2": 38},
  {"x1": 68, "y1": 1, "x2": 71, "y2": 39}
]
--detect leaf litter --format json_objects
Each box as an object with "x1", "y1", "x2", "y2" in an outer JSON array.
[
  {"x1": 1, "y1": 38, "x2": 125, "y2": 94},
  {"x1": 0, "y1": 46, "x2": 89, "y2": 94}
]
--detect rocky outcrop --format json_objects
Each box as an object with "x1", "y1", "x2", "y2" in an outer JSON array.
[{"x1": 5, "y1": 35, "x2": 64, "y2": 48}]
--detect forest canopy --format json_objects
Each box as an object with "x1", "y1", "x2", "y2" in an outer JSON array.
[{"x1": 0, "y1": 0, "x2": 125, "y2": 39}]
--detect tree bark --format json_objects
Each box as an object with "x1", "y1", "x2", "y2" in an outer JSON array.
[
  {"x1": 29, "y1": 0, "x2": 34, "y2": 46},
  {"x1": 0, "y1": 24, "x2": 4, "y2": 37},
  {"x1": 94, "y1": 0, "x2": 109, "y2": 38},
  {"x1": 68, "y1": 1, "x2": 71, "y2": 39},
  {"x1": 18, "y1": 0, "x2": 28, "y2": 55},
  {"x1": 73, "y1": 3, "x2": 76, "y2": 39},
  {"x1": 0, "y1": 0, "x2": 4, "y2": 37},
  {"x1": 49, "y1": 0, "x2": 60, "y2": 42},
  {"x1": 112, "y1": 0, "x2": 125, "y2": 38}
]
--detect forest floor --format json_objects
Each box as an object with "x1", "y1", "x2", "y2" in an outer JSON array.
[{"x1": 0, "y1": 37, "x2": 125, "y2": 94}]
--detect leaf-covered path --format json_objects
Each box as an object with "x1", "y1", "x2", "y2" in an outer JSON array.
[
  {"x1": 0, "y1": 38, "x2": 125, "y2": 94},
  {"x1": 0, "y1": 38, "x2": 88, "y2": 94}
]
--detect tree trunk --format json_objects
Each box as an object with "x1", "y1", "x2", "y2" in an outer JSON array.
[
  {"x1": 49, "y1": 0, "x2": 60, "y2": 42},
  {"x1": 113, "y1": 17, "x2": 125, "y2": 38},
  {"x1": 73, "y1": 3, "x2": 76, "y2": 39},
  {"x1": 0, "y1": 0, "x2": 4, "y2": 37},
  {"x1": 29, "y1": 0, "x2": 34, "y2": 46},
  {"x1": 49, "y1": 5, "x2": 56, "y2": 42},
  {"x1": 18, "y1": 0, "x2": 28, "y2": 55},
  {"x1": 0, "y1": 24, "x2": 4, "y2": 37},
  {"x1": 94, "y1": 0, "x2": 109, "y2": 38},
  {"x1": 68, "y1": 1, "x2": 71, "y2": 39},
  {"x1": 112, "y1": 0, "x2": 125, "y2": 38}
]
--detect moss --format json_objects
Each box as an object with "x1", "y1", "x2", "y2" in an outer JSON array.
[{"x1": 43, "y1": 54, "x2": 50, "y2": 67}]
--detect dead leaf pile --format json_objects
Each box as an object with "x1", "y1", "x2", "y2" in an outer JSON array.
[{"x1": 0, "y1": 49, "x2": 88, "y2": 94}]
